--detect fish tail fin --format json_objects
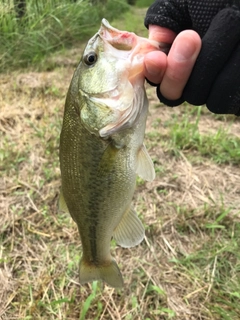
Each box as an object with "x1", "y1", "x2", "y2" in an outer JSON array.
[{"x1": 79, "y1": 258, "x2": 124, "y2": 288}]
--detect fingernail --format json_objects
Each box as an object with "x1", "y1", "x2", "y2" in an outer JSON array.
[{"x1": 172, "y1": 41, "x2": 197, "y2": 62}]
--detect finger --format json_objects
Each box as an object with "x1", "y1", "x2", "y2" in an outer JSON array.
[
  {"x1": 144, "y1": 51, "x2": 167, "y2": 84},
  {"x1": 148, "y1": 25, "x2": 176, "y2": 43},
  {"x1": 160, "y1": 30, "x2": 201, "y2": 100},
  {"x1": 149, "y1": 25, "x2": 176, "y2": 53},
  {"x1": 144, "y1": 25, "x2": 176, "y2": 84}
]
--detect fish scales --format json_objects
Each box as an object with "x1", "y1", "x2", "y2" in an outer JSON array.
[{"x1": 59, "y1": 19, "x2": 160, "y2": 288}]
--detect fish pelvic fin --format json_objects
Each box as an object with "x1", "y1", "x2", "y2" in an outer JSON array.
[
  {"x1": 79, "y1": 258, "x2": 124, "y2": 288},
  {"x1": 136, "y1": 144, "x2": 155, "y2": 182},
  {"x1": 113, "y1": 206, "x2": 145, "y2": 248}
]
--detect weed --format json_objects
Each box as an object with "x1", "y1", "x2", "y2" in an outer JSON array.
[
  {"x1": 80, "y1": 282, "x2": 99, "y2": 320},
  {"x1": 164, "y1": 106, "x2": 240, "y2": 164},
  {"x1": 0, "y1": 0, "x2": 129, "y2": 72}
]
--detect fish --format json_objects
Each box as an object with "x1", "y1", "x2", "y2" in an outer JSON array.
[{"x1": 59, "y1": 19, "x2": 160, "y2": 288}]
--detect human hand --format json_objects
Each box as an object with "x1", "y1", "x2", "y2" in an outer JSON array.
[
  {"x1": 144, "y1": 25, "x2": 201, "y2": 101},
  {"x1": 144, "y1": 0, "x2": 240, "y2": 115}
]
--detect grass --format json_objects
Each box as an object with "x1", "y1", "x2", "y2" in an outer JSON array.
[
  {"x1": 0, "y1": 0, "x2": 129, "y2": 72},
  {"x1": 1, "y1": 3, "x2": 240, "y2": 320},
  {"x1": 135, "y1": 0, "x2": 154, "y2": 8},
  {"x1": 148, "y1": 104, "x2": 240, "y2": 165}
]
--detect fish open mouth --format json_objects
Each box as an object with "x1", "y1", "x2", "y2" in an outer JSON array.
[
  {"x1": 99, "y1": 18, "x2": 137, "y2": 51},
  {"x1": 99, "y1": 18, "x2": 170, "y2": 54}
]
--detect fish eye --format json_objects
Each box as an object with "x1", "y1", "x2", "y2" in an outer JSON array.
[{"x1": 83, "y1": 52, "x2": 98, "y2": 66}]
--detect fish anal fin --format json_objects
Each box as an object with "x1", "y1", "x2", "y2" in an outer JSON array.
[
  {"x1": 113, "y1": 206, "x2": 145, "y2": 248},
  {"x1": 58, "y1": 189, "x2": 69, "y2": 213},
  {"x1": 79, "y1": 258, "x2": 123, "y2": 288},
  {"x1": 136, "y1": 144, "x2": 155, "y2": 181}
]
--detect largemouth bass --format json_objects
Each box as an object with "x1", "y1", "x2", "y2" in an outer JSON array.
[{"x1": 59, "y1": 19, "x2": 159, "y2": 288}]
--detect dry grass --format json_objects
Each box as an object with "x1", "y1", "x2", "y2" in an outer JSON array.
[{"x1": 1, "y1": 42, "x2": 240, "y2": 320}]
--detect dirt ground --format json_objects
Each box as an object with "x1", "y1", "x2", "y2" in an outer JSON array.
[{"x1": 1, "y1": 46, "x2": 240, "y2": 320}]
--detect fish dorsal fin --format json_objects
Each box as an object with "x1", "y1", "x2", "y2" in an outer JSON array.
[
  {"x1": 136, "y1": 144, "x2": 155, "y2": 181},
  {"x1": 113, "y1": 206, "x2": 145, "y2": 248},
  {"x1": 58, "y1": 189, "x2": 69, "y2": 213}
]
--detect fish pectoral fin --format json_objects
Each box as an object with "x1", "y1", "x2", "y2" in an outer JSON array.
[
  {"x1": 79, "y1": 258, "x2": 123, "y2": 288},
  {"x1": 113, "y1": 206, "x2": 145, "y2": 248},
  {"x1": 97, "y1": 142, "x2": 119, "y2": 177},
  {"x1": 58, "y1": 189, "x2": 69, "y2": 213},
  {"x1": 136, "y1": 144, "x2": 155, "y2": 182}
]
